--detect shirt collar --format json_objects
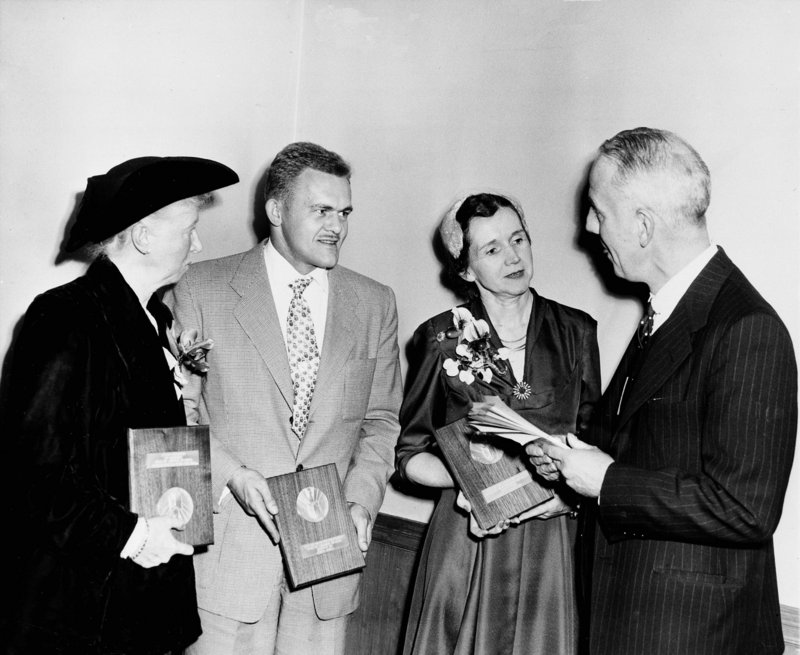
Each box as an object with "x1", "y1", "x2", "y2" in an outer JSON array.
[
  {"x1": 650, "y1": 243, "x2": 717, "y2": 331},
  {"x1": 264, "y1": 239, "x2": 329, "y2": 293}
]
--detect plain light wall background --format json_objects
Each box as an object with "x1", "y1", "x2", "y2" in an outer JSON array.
[{"x1": 1, "y1": 0, "x2": 798, "y2": 606}]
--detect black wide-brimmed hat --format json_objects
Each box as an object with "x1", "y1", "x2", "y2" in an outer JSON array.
[{"x1": 65, "y1": 156, "x2": 239, "y2": 251}]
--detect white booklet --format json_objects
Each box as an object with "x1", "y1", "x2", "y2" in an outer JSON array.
[{"x1": 467, "y1": 395, "x2": 570, "y2": 449}]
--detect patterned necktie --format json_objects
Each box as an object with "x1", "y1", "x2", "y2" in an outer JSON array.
[
  {"x1": 287, "y1": 278, "x2": 320, "y2": 438},
  {"x1": 617, "y1": 301, "x2": 656, "y2": 417},
  {"x1": 636, "y1": 301, "x2": 656, "y2": 350}
]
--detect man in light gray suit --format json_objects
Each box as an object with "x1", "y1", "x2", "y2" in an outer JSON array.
[{"x1": 166, "y1": 142, "x2": 402, "y2": 655}]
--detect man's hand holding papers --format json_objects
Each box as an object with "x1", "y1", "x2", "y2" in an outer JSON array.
[
  {"x1": 531, "y1": 432, "x2": 614, "y2": 498},
  {"x1": 468, "y1": 395, "x2": 568, "y2": 482}
]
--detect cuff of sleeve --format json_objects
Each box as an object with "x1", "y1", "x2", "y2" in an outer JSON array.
[
  {"x1": 120, "y1": 517, "x2": 147, "y2": 558},
  {"x1": 213, "y1": 458, "x2": 245, "y2": 509},
  {"x1": 183, "y1": 397, "x2": 200, "y2": 426},
  {"x1": 597, "y1": 461, "x2": 618, "y2": 506},
  {"x1": 343, "y1": 482, "x2": 383, "y2": 524},
  {"x1": 220, "y1": 464, "x2": 249, "y2": 505},
  {"x1": 347, "y1": 501, "x2": 372, "y2": 524}
]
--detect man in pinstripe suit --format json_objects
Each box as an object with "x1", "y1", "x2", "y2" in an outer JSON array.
[
  {"x1": 166, "y1": 142, "x2": 402, "y2": 655},
  {"x1": 528, "y1": 127, "x2": 797, "y2": 654}
]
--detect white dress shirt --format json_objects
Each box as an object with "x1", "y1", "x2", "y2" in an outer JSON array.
[
  {"x1": 650, "y1": 244, "x2": 718, "y2": 334},
  {"x1": 264, "y1": 239, "x2": 329, "y2": 351}
]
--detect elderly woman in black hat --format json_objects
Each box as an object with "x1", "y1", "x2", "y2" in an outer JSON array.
[
  {"x1": 395, "y1": 192, "x2": 601, "y2": 655},
  {"x1": 2, "y1": 157, "x2": 238, "y2": 654}
]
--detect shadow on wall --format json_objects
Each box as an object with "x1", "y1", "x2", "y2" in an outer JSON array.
[
  {"x1": 0, "y1": 317, "x2": 24, "y2": 428},
  {"x1": 55, "y1": 191, "x2": 93, "y2": 267},
  {"x1": 1, "y1": 191, "x2": 93, "y2": 427},
  {"x1": 394, "y1": 207, "x2": 470, "y2": 503},
  {"x1": 251, "y1": 161, "x2": 271, "y2": 243},
  {"x1": 400, "y1": 213, "x2": 471, "y2": 389}
]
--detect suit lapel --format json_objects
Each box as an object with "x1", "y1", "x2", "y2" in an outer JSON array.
[
  {"x1": 615, "y1": 307, "x2": 692, "y2": 430},
  {"x1": 612, "y1": 249, "x2": 734, "y2": 440},
  {"x1": 230, "y1": 244, "x2": 294, "y2": 409},
  {"x1": 310, "y1": 267, "x2": 357, "y2": 419}
]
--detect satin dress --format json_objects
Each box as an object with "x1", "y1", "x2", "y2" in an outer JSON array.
[{"x1": 395, "y1": 290, "x2": 600, "y2": 655}]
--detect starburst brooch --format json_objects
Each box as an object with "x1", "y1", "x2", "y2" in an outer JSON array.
[{"x1": 512, "y1": 380, "x2": 532, "y2": 400}]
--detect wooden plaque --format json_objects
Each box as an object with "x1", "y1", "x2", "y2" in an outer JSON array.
[
  {"x1": 435, "y1": 418, "x2": 554, "y2": 530},
  {"x1": 127, "y1": 425, "x2": 213, "y2": 546},
  {"x1": 268, "y1": 464, "x2": 365, "y2": 589}
]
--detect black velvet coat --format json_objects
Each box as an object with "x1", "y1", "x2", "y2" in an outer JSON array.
[{"x1": 2, "y1": 259, "x2": 200, "y2": 654}]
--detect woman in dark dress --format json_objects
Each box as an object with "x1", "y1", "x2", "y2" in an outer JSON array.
[
  {"x1": 2, "y1": 157, "x2": 237, "y2": 654},
  {"x1": 395, "y1": 192, "x2": 601, "y2": 654}
]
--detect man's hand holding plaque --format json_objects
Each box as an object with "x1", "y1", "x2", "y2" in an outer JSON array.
[
  {"x1": 348, "y1": 501, "x2": 372, "y2": 552},
  {"x1": 228, "y1": 466, "x2": 281, "y2": 543}
]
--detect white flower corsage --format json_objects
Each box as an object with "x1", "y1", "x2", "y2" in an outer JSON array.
[{"x1": 440, "y1": 308, "x2": 509, "y2": 385}]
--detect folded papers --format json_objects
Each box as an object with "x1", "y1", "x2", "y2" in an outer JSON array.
[{"x1": 468, "y1": 395, "x2": 569, "y2": 449}]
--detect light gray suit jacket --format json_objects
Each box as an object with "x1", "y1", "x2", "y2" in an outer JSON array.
[{"x1": 166, "y1": 241, "x2": 402, "y2": 621}]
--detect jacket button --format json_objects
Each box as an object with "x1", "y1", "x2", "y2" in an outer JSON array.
[{"x1": 296, "y1": 464, "x2": 304, "y2": 472}]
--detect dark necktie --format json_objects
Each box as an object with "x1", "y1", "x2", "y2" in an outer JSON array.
[
  {"x1": 636, "y1": 301, "x2": 656, "y2": 350},
  {"x1": 616, "y1": 301, "x2": 655, "y2": 416}
]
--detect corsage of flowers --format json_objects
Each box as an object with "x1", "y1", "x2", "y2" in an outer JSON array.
[
  {"x1": 440, "y1": 308, "x2": 509, "y2": 385},
  {"x1": 167, "y1": 328, "x2": 214, "y2": 389},
  {"x1": 176, "y1": 328, "x2": 214, "y2": 374}
]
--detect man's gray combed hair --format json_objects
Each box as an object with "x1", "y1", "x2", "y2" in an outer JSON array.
[{"x1": 599, "y1": 127, "x2": 711, "y2": 222}]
